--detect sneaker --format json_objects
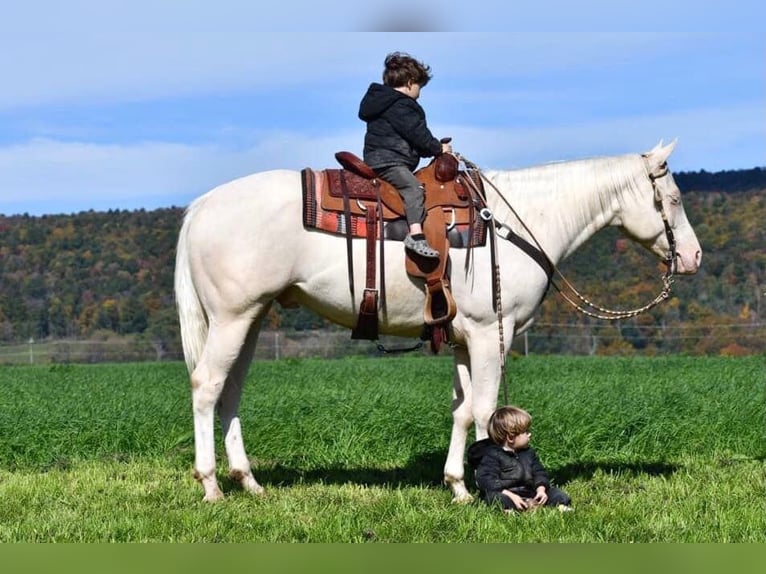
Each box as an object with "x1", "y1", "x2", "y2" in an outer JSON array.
[
  {"x1": 557, "y1": 504, "x2": 574, "y2": 513},
  {"x1": 404, "y1": 235, "x2": 440, "y2": 259}
]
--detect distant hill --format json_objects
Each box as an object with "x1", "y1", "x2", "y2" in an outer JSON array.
[
  {"x1": 674, "y1": 167, "x2": 766, "y2": 193},
  {"x1": 1, "y1": 167, "x2": 764, "y2": 357}
]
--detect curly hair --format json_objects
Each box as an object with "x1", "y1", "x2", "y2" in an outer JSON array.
[
  {"x1": 382, "y1": 52, "x2": 433, "y2": 88},
  {"x1": 487, "y1": 405, "x2": 532, "y2": 446}
]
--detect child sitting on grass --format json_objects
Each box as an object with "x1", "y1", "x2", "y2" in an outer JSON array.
[{"x1": 467, "y1": 405, "x2": 573, "y2": 513}]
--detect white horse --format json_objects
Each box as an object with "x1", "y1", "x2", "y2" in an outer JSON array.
[{"x1": 174, "y1": 140, "x2": 701, "y2": 502}]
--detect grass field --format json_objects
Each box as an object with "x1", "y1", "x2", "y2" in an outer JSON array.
[{"x1": 0, "y1": 355, "x2": 763, "y2": 542}]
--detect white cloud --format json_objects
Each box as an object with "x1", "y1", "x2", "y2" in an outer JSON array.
[
  {"x1": 0, "y1": 132, "x2": 364, "y2": 215},
  {"x1": 0, "y1": 139, "x2": 209, "y2": 214},
  {"x1": 2, "y1": 100, "x2": 761, "y2": 216}
]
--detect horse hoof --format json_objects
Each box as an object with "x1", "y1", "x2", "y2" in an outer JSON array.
[
  {"x1": 242, "y1": 477, "x2": 266, "y2": 496},
  {"x1": 452, "y1": 492, "x2": 474, "y2": 505},
  {"x1": 229, "y1": 469, "x2": 265, "y2": 496},
  {"x1": 444, "y1": 477, "x2": 473, "y2": 504},
  {"x1": 195, "y1": 469, "x2": 225, "y2": 502},
  {"x1": 203, "y1": 489, "x2": 225, "y2": 502}
]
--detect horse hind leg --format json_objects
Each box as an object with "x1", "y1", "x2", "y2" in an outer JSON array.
[
  {"x1": 217, "y1": 316, "x2": 266, "y2": 496},
  {"x1": 190, "y1": 313, "x2": 259, "y2": 501}
]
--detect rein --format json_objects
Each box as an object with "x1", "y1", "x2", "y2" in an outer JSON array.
[
  {"x1": 552, "y1": 162, "x2": 677, "y2": 320},
  {"x1": 457, "y1": 154, "x2": 676, "y2": 322}
]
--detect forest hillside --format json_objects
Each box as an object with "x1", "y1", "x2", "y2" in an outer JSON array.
[{"x1": 1, "y1": 167, "x2": 764, "y2": 360}]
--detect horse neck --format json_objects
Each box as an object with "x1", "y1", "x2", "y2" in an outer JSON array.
[{"x1": 484, "y1": 154, "x2": 643, "y2": 264}]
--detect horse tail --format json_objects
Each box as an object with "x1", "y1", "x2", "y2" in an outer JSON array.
[{"x1": 174, "y1": 200, "x2": 209, "y2": 375}]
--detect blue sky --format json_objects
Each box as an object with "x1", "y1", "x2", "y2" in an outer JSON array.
[{"x1": 1, "y1": 2, "x2": 764, "y2": 216}]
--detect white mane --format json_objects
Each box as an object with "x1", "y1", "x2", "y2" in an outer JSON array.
[{"x1": 481, "y1": 154, "x2": 646, "y2": 260}]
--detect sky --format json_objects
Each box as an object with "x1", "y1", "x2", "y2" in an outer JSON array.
[{"x1": 0, "y1": 1, "x2": 764, "y2": 216}]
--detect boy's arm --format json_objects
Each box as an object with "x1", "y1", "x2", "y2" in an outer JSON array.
[
  {"x1": 475, "y1": 453, "x2": 508, "y2": 493},
  {"x1": 529, "y1": 449, "x2": 552, "y2": 491}
]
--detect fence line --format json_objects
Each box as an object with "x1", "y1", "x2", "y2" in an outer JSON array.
[{"x1": 0, "y1": 322, "x2": 764, "y2": 365}]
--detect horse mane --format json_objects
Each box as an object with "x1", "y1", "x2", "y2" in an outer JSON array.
[{"x1": 482, "y1": 153, "x2": 646, "y2": 252}]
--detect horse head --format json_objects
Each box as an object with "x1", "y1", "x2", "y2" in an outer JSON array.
[{"x1": 619, "y1": 140, "x2": 702, "y2": 275}]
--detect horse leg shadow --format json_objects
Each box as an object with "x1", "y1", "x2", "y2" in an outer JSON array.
[{"x1": 248, "y1": 450, "x2": 448, "y2": 490}]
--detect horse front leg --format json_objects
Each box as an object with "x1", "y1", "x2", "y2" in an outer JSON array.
[
  {"x1": 468, "y1": 332, "x2": 507, "y2": 442},
  {"x1": 444, "y1": 345, "x2": 474, "y2": 503},
  {"x1": 444, "y1": 332, "x2": 506, "y2": 503}
]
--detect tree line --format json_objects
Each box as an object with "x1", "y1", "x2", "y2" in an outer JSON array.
[{"x1": 1, "y1": 167, "x2": 764, "y2": 357}]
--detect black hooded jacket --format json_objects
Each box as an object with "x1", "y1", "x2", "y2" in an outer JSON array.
[
  {"x1": 467, "y1": 438, "x2": 552, "y2": 498},
  {"x1": 358, "y1": 82, "x2": 442, "y2": 171}
]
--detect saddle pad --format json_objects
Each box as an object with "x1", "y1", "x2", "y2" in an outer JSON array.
[{"x1": 301, "y1": 168, "x2": 487, "y2": 248}]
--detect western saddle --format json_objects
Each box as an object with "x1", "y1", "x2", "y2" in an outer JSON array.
[{"x1": 300, "y1": 151, "x2": 487, "y2": 347}]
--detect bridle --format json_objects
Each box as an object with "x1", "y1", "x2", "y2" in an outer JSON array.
[{"x1": 649, "y1": 161, "x2": 678, "y2": 278}]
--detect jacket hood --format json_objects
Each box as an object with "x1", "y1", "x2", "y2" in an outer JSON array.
[
  {"x1": 358, "y1": 83, "x2": 407, "y2": 121},
  {"x1": 467, "y1": 438, "x2": 496, "y2": 470}
]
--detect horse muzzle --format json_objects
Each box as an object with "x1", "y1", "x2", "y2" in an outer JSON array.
[{"x1": 673, "y1": 247, "x2": 702, "y2": 275}]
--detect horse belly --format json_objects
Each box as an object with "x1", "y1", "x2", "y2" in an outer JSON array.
[{"x1": 284, "y1": 235, "x2": 429, "y2": 336}]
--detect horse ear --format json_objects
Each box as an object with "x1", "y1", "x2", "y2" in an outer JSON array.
[
  {"x1": 645, "y1": 138, "x2": 677, "y2": 170},
  {"x1": 644, "y1": 139, "x2": 664, "y2": 156}
]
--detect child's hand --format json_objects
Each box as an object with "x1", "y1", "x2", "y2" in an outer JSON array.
[
  {"x1": 503, "y1": 490, "x2": 528, "y2": 510},
  {"x1": 533, "y1": 486, "x2": 548, "y2": 506}
]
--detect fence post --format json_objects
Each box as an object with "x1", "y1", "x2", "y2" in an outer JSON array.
[
  {"x1": 524, "y1": 331, "x2": 528, "y2": 356},
  {"x1": 275, "y1": 331, "x2": 280, "y2": 361}
]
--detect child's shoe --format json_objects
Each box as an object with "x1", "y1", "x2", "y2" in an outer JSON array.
[{"x1": 404, "y1": 234, "x2": 439, "y2": 259}]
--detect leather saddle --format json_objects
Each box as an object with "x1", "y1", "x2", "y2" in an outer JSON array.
[{"x1": 301, "y1": 151, "x2": 487, "y2": 344}]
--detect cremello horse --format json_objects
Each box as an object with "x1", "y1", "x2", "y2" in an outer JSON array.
[{"x1": 174, "y1": 140, "x2": 701, "y2": 502}]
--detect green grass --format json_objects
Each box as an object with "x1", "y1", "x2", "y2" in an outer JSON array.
[{"x1": 0, "y1": 355, "x2": 763, "y2": 542}]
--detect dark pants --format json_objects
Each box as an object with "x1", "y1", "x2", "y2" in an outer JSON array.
[
  {"x1": 483, "y1": 486, "x2": 571, "y2": 511},
  {"x1": 374, "y1": 165, "x2": 425, "y2": 227}
]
